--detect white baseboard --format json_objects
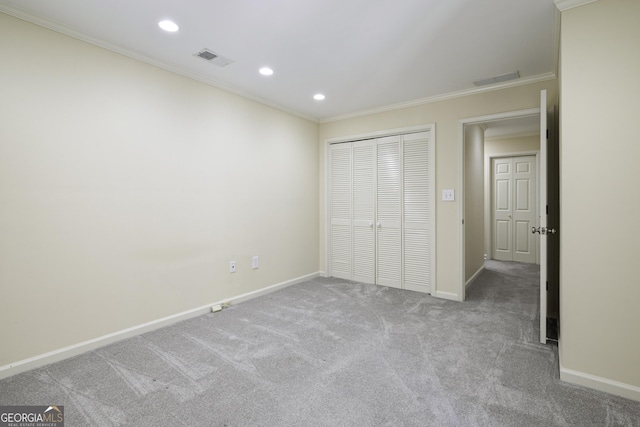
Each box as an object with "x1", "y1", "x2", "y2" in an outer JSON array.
[
  {"x1": 560, "y1": 366, "x2": 640, "y2": 402},
  {"x1": 435, "y1": 291, "x2": 462, "y2": 302},
  {"x1": 465, "y1": 265, "x2": 485, "y2": 291},
  {"x1": 0, "y1": 272, "x2": 320, "y2": 380}
]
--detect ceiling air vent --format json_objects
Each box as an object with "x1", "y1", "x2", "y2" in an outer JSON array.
[
  {"x1": 194, "y1": 48, "x2": 234, "y2": 67},
  {"x1": 473, "y1": 71, "x2": 520, "y2": 87}
]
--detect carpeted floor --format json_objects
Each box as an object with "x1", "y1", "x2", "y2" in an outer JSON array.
[{"x1": 1, "y1": 260, "x2": 639, "y2": 426}]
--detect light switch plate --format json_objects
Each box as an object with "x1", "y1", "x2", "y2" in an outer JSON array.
[
  {"x1": 442, "y1": 189, "x2": 455, "y2": 201},
  {"x1": 252, "y1": 256, "x2": 259, "y2": 269}
]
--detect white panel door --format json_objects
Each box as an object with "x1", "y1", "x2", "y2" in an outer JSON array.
[
  {"x1": 403, "y1": 132, "x2": 432, "y2": 293},
  {"x1": 376, "y1": 135, "x2": 402, "y2": 289},
  {"x1": 329, "y1": 143, "x2": 352, "y2": 280},
  {"x1": 512, "y1": 156, "x2": 537, "y2": 263},
  {"x1": 493, "y1": 158, "x2": 513, "y2": 261},
  {"x1": 352, "y1": 140, "x2": 376, "y2": 284},
  {"x1": 492, "y1": 156, "x2": 537, "y2": 263}
]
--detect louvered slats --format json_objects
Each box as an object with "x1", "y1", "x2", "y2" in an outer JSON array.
[
  {"x1": 329, "y1": 144, "x2": 351, "y2": 279},
  {"x1": 403, "y1": 132, "x2": 432, "y2": 292},
  {"x1": 376, "y1": 136, "x2": 402, "y2": 288},
  {"x1": 328, "y1": 130, "x2": 433, "y2": 294},
  {"x1": 352, "y1": 140, "x2": 376, "y2": 284}
]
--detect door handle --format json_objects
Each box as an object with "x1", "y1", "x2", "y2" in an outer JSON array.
[
  {"x1": 377, "y1": 222, "x2": 382, "y2": 228},
  {"x1": 369, "y1": 222, "x2": 374, "y2": 228},
  {"x1": 532, "y1": 226, "x2": 557, "y2": 235}
]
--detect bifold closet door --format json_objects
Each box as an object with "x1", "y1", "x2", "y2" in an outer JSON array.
[
  {"x1": 375, "y1": 136, "x2": 402, "y2": 289},
  {"x1": 329, "y1": 143, "x2": 352, "y2": 280},
  {"x1": 403, "y1": 132, "x2": 432, "y2": 293},
  {"x1": 328, "y1": 130, "x2": 433, "y2": 294},
  {"x1": 352, "y1": 140, "x2": 376, "y2": 284}
]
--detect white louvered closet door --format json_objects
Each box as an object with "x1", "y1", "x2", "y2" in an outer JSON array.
[
  {"x1": 352, "y1": 140, "x2": 376, "y2": 284},
  {"x1": 328, "y1": 129, "x2": 433, "y2": 294},
  {"x1": 403, "y1": 132, "x2": 433, "y2": 293},
  {"x1": 376, "y1": 135, "x2": 402, "y2": 289},
  {"x1": 329, "y1": 143, "x2": 352, "y2": 280}
]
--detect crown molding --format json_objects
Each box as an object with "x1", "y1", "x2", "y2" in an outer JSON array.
[
  {"x1": 320, "y1": 72, "x2": 557, "y2": 124},
  {"x1": 554, "y1": 0, "x2": 599, "y2": 12},
  {"x1": 0, "y1": 5, "x2": 318, "y2": 123}
]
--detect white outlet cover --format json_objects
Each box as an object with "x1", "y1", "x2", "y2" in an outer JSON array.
[
  {"x1": 252, "y1": 256, "x2": 259, "y2": 269},
  {"x1": 230, "y1": 261, "x2": 236, "y2": 273}
]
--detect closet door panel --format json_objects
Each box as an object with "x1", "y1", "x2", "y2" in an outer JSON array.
[
  {"x1": 376, "y1": 136, "x2": 402, "y2": 288},
  {"x1": 329, "y1": 144, "x2": 352, "y2": 279},
  {"x1": 352, "y1": 140, "x2": 376, "y2": 284},
  {"x1": 403, "y1": 132, "x2": 432, "y2": 293}
]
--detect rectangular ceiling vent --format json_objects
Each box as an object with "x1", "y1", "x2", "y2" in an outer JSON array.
[
  {"x1": 194, "y1": 48, "x2": 234, "y2": 67},
  {"x1": 473, "y1": 71, "x2": 520, "y2": 87}
]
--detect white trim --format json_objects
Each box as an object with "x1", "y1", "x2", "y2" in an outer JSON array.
[
  {"x1": 465, "y1": 265, "x2": 485, "y2": 292},
  {"x1": 321, "y1": 73, "x2": 556, "y2": 124},
  {"x1": 560, "y1": 366, "x2": 640, "y2": 402},
  {"x1": 458, "y1": 108, "x2": 542, "y2": 302},
  {"x1": 325, "y1": 124, "x2": 435, "y2": 145},
  {"x1": 555, "y1": 0, "x2": 599, "y2": 12},
  {"x1": 434, "y1": 291, "x2": 461, "y2": 302},
  {"x1": 458, "y1": 121, "x2": 465, "y2": 301},
  {"x1": 0, "y1": 5, "x2": 317, "y2": 123},
  {"x1": 0, "y1": 272, "x2": 320, "y2": 380}
]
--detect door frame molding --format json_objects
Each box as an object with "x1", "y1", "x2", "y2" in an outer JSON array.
[
  {"x1": 487, "y1": 152, "x2": 540, "y2": 264},
  {"x1": 323, "y1": 123, "x2": 435, "y2": 289},
  {"x1": 457, "y1": 108, "x2": 540, "y2": 301}
]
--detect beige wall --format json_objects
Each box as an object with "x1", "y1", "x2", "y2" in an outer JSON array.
[
  {"x1": 485, "y1": 135, "x2": 539, "y2": 156},
  {"x1": 464, "y1": 125, "x2": 485, "y2": 282},
  {"x1": 319, "y1": 80, "x2": 557, "y2": 300},
  {"x1": 0, "y1": 13, "x2": 319, "y2": 367},
  {"x1": 559, "y1": 0, "x2": 640, "y2": 396}
]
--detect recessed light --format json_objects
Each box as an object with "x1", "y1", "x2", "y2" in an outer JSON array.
[
  {"x1": 259, "y1": 67, "x2": 274, "y2": 76},
  {"x1": 158, "y1": 20, "x2": 179, "y2": 32},
  {"x1": 313, "y1": 94, "x2": 325, "y2": 101}
]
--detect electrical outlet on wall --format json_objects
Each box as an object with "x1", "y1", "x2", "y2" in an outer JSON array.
[
  {"x1": 229, "y1": 261, "x2": 236, "y2": 273},
  {"x1": 252, "y1": 256, "x2": 259, "y2": 269}
]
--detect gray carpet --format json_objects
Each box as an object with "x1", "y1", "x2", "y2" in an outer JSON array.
[{"x1": 2, "y1": 260, "x2": 639, "y2": 426}]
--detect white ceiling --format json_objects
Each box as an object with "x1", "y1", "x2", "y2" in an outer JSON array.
[{"x1": 0, "y1": 0, "x2": 558, "y2": 122}]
